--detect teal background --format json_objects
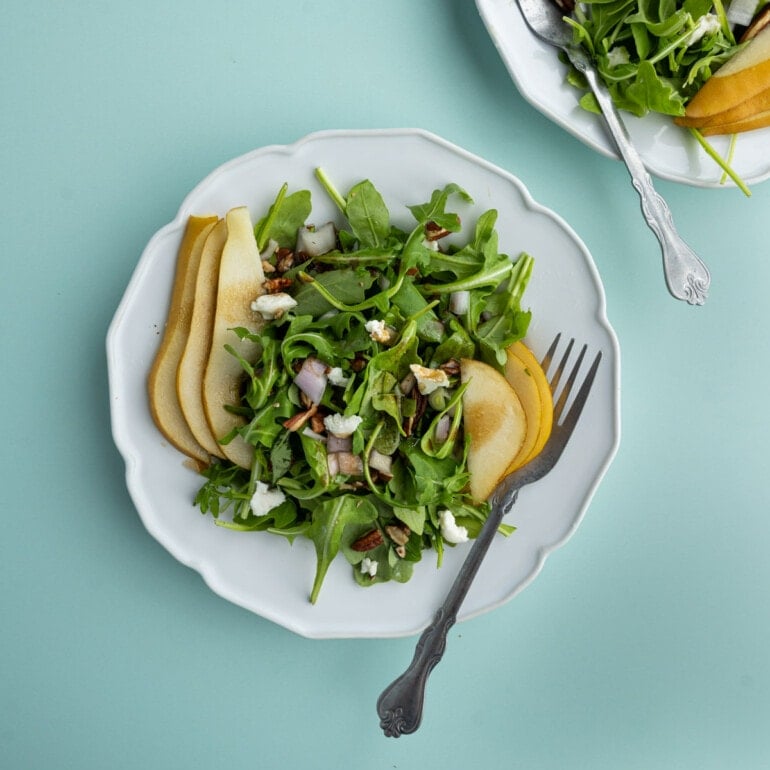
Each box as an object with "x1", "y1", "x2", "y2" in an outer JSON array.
[{"x1": 2, "y1": 1, "x2": 769, "y2": 768}]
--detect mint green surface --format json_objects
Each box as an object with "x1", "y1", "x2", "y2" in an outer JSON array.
[{"x1": 2, "y1": 1, "x2": 769, "y2": 768}]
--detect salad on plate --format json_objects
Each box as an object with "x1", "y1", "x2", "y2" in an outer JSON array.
[
  {"x1": 148, "y1": 170, "x2": 553, "y2": 604},
  {"x1": 560, "y1": 0, "x2": 770, "y2": 191}
]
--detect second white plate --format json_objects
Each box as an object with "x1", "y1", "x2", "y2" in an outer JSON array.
[{"x1": 477, "y1": 0, "x2": 770, "y2": 188}]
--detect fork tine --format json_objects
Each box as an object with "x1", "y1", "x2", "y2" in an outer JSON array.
[
  {"x1": 540, "y1": 332, "x2": 562, "y2": 373},
  {"x1": 547, "y1": 336, "x2": 575, "y2": 396},
  {"x1": 553, "y1": 343, "x2": 587, "y2": 424},
  {"x1": 558, "y1": 350, "x2": 602, "y2": 433}
]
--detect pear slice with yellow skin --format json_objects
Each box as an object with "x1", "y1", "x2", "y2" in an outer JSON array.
[
  {"x1": 505, "y1": 340, "x2": 553, "y2": 468},
  {"x1": 461, "y1": 358, "x2": 527, "y2": 502},
  {"x1": 177, "y1": 218, "x2": 228, "y2": 459},
  {"x1": 675, "y1": 85, "x2": 770, "y2": 129},
  {"x1": 675, "y1": 24, "x2": 770, "y2": 126},
  {"x1": 148, "y1": 214, "x2": 218, "y2": 466},
  {"x1": 503, "y1": 344, "x2": 543, "y2": 472},
  {"x1": 695, "y1": 105, "x2": 770, "y2": 135},
  {"x1": 202, "y1": 206, "x2": 266, "y2": 469}
]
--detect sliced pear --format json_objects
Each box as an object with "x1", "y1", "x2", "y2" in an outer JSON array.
[
  {"x1": 461, "y1": 358, "x2": 527, "y2": 502},
  {"x1": 506, "y1": 340, "x2": 553, "y2": 467},
  {"x1": 675, "y1": 85, "x2": 770, "y2": 129},
  {"x1": 695, "y1": 105, "x2": 770, "y2": 135},
  {"x1": 503, "y1": 345, "x2": 543, "y2": 472},
  {"x1": 202, "y1": 206, "x2": 266, "y2": 469},
  {"x1": 675, "y1": 24, "x2": 770, "y2": 126},
  {"x1": 177, "y1": 218, "x2": 228, "y2": 458},
  {"x1": 148, "y1": 214, "x2": 218, "y2": 465}
]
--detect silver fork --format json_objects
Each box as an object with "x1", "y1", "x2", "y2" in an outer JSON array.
[
  {"x1": 516, "y1": 0, "x2": 710, "y2": 306},
  {"x1": 377, "y1": 333, "x2": 602, "y2": 737}
]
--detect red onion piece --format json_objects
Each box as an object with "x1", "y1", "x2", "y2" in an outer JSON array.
[
  {"x1": 328, "y1": 451, "x2": 363, "y2": 477},
  {"x1": 296, "y1": 222, "x2": 336, "y2": 256},
  {"x1": 294, "y1": 357, "x2": 328, "y2": 404},
  {"x1": 368, "y1": 449, "x2": 393, "y2": 479},
  {"x1": 327, "y1": 434, "x2": 352, "y2": 453}
]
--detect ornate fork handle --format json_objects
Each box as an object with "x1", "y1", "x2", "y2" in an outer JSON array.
[
  {"x1": 377, "y1": 482, "x2": 521, "y2": 737},
  {"x1": 568, "y1": 48, "x2": 710, "y2": 305}
]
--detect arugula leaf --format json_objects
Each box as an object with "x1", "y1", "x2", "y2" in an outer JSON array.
[
  {"x1": 291, "y1": 267, "x2": 377, "y2": 316},
  {"x1": 255, "y1": 186, "x2": 312, "y2": 250},
  {"x1": 345, "y1": 180, "x2": 391, "y2": 248},
  {"x1": 407, "y1": 183, "x2": 472, "y2": 231},
  {"x1": 307, "y1": 495, "x2": 378, "y2": 603}
]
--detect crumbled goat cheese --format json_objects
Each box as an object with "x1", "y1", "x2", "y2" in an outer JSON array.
[
  {"x1": 439, "y1": 509, "x2": 469, "y2": 544},
  {"x1": 249, "y1": 481, "x2": 287, "y2": 517},
  {"x1": 327, "y1": 367, "x2": 350, "y2": 387},
  {"x1": 365, "y1": 319, "x2": 394, "y2": 344},
  {"x1": 360, "y1": 557, "x2": 378, "y2": 577},
  {"x1": 250, "y1": 292, "x2": 298, "y2": 320},
  {"x1": 409, "y1": 364, "x2": 450, "y2": 395},
  {"x1": 688, "y1": 13, "x2": 720, "y2": 44},
  {"x1": 607, "y1": 46, "x2": 630, "y2": 67},
  {"x1": 323, "y1": 413, "x2": 363, "y2": 438}
]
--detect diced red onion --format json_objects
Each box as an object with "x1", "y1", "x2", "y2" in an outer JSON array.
[
  {"x1": 327, "y1": 434, "x2": 352, "y2": 453},
  {"x1": 296, "y1": 222, "x2": 336, "y2": 256},
  {"x1": 434, "y1": 414, "x2": 452, "y2": 443},
  {"x1": 399, "y1": 372, "x2": 416, "y2": 394},
  {"x1": 294, "y1": 357, "x2": 328, "y2": 404},
  {"x1": 328, "y1": 451, "x2": 363, "y2": 477},
  {"x1": 449, "y1": 290, "x2": 470, "y2": 315},
  {"x1": 261, "y1": 238, "x2": 279, "y2": 260},
  {"x1": 368, "y1": 449, "x2": 393, "y2": 478}
]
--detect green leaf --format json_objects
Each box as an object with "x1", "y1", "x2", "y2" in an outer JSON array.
[
  {"x1": 307, "y1": 495, "x2": 378, "y2": 603},
  {"x1": 345, "y1": 180, "x2": 390, "y2": 248},
  {"x1": 291, "y1": 267, "x2": 378, "y2": 316},
  {"x1": 255, "y1": 187, "x2": 312, "y2": 250}
]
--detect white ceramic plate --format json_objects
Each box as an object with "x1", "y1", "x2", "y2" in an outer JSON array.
[
  {"x1": 107, "y1": 128, "x2": 620, "y2": 639},
  {"x1": 476, "y1": 0, "x2": 770, "y2": 188}
]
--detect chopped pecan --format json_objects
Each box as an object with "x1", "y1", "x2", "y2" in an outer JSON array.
[
  {"x1": 263, "y1": 277, "x2": 293, "y2": 294},
  {"x1": 309, "y1": 412, "x2": 326, "y2": 434},
  {"x1": 282, "y1": 404, "x2": 317, "y2": 432},
  {"x1": 385, "y1": 523, "x2": 411, "y2": 546},
  {"x1": 275, "y1": 249, "x2": 295, "y2": 273},
  {"x1": 350, "y1": 356, "x2": 367, "y2": 373},
  {"x1": 438, "y1": 358, "x2": 461, "y2": 377},
  {"x1": 351, "y1": 529, "x2": 384, "y2": 552},
  {"x1": 425, "y1": 221, "x2": 452, "y2": 241}
]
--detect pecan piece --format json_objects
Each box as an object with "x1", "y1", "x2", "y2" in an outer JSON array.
[
  {"x1": 438, "y1": 358, "x2": 461, "y2": 377},
  {"x1": 385, "y1": 523, "x2": 411, "y2": 546},
  {"x1": 351, "y1": 529, "x2": 384, "y2": 552},
  {"x1": 425, "y1": 220, "x2": 452, "y2": 241},
  {"x1": 263, "y1": 277, "x2": 293, "y2": 294},
  {"x1": 275, "y1": 249, "x2": 295, "y2": 273}
]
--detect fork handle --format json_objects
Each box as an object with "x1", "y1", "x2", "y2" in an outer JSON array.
[
  {"x1": 376, "y1": 488, "x2": 518, "y2": 737},
  {"x1": 567, "y1": 49, "x2": 710, "y2": 306}
]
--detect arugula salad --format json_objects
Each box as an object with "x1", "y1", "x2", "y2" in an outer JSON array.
[
  {"x1": 564, "y1": 0, "x2": 752, "y2": 186},
  {"x1": 193, "y1": 172, "x2": 534, "y2": 603}
]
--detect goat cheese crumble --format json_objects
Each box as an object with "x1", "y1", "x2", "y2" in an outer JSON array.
[
  {"x1": 251, "y1": 292, "x2": 298, "y2": 320},
  {"x1": 327, "y1": 367, "x2": 350, "y2": 387},
  {"x1": 323, "y1": 413, "x2": 363, "y2": 438},
  {"x1": 439, "y1": 509, "x2": 469, "y2": 544},
  {"x1": 249, "y1": 481, "x2": 287, "y2": 517},
  {"x1": 365, "y1": 319, "x2": 394, "y2": 344},
  {"x1": 409, "y1": 364, "x2": 450, "y2": 395}
]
